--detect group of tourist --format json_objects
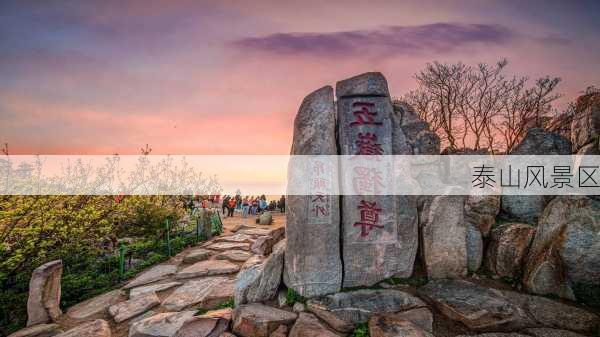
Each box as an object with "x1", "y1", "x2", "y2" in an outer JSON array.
[
  {"x1": 221, "y1": 195, "x2": 285, "y2": 217},
  {"x1": 184, "y1": 194, "x2": 285, "y2": 218}
]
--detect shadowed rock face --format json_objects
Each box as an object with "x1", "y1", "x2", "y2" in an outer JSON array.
[
  {"x1": 419, "y1": 279, "x2": 599, "y2": 333},
  {"x1": 27, "y1": 260, "x2": 63, "y2": 327},
  {"x1": 418, "y1": 279, "x2": 534, "y2": 331},
  {"x1": 232, "y1": 303, "x2": 297, "y2": 337},
  {"x1": 289, "y1": 313, "x2": 340, "y2": 337},
  {"x1": 285, "y1": 85, "x2": 342, "y2": 297},
  {"x1": 465, "y1": 195, "x2": 500, "y2": 237},
  {"x1": 501, "y1": 128, "x2": 571, "y2": 224},
  {"x1": 235, "y1": 240, "x2": 285, "y2": 305},
  {"x1": 486, "y1": 223, "x2": 535, "y2": 279},
  {"x1": 523, "y1": 195, "x2": 600, "y2": 300},
  {"x1": 369, "y1": 315, "x2": 435, "y2": 337},
  {"x1": 421, "y1": 194, "x2": 468, "y2": 279},
  {"x1": 570, "y1": 92, "x2": 600, "y2": 151},
  {"x1": 307, "y1": 289, "x2": 426, "y2": 327}
]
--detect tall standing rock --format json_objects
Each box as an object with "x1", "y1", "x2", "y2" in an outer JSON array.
[
  {"x1": 501, "y1": 128, "x2": 571, "y2": 224},
  {"x1": 285, "y1": 86, "x2": 342, "y2": 297},
  {"x1": 390, "y1": 101, "x2": 420, "y2": 279},
  {"x1": 570, "y1": 92, "x2": 600, "y2": 152},
  {"x1": 27, "y1": 260, "x2": 63, "y2": 326},
  {"x1": 421, "y1": 193, "x2": 468, "y2": 279},
  {"x1": 523, "y1": 196, "x2": 600, "y2": 301},
  {"x1": 337, "y1": 72, "x2": 410, "y2": 287},
  {"x1": 485, "y1": 223, "x2": 536, "y2": 279}
]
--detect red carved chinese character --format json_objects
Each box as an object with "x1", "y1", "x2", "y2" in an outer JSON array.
[
  {"x1": 311, "y1": 195, "x2": 329, "y2": 217},
  {"x1": 355, "y1": 133, "x2": 383, "y2": 155},
  {"x1": 353, "y1": 167, "x2": 384, "y2": 194},
  {"x1": 350, "y1": 102, "x2": 382, "y2": 127},
  {"x1": 312, "y1": 204, "x2": 329, "y2": 217},
  {"x1": 312, "y1": 195, "x2": 327, "y2": 203},
  {"x1": 312, "y1": 178, "x2": 328, "y2": 190},
  {"x1": 353, "y1": 200, "x2": 383, "y2": 237},
  {"x1": 313, "y1": 160, "x2": 325, "y2": 176}
]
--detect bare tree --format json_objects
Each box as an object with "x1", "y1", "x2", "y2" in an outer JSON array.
[
  {"x1": 405, "y1": 60, "x2": 561, "y2": 153},
  {"x1": 406, "y1": 62, "x2": 471, "y2": 149},
  {"x1": 495, "y1": 76, "x2": 561, "y2": 152}
]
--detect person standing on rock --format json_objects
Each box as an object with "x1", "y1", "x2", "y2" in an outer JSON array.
[
  {"x1": 259, "y1": 195, "x2": 267, "y2": 212},
  {"x1": 251, "y1": 197, "x2": 258, "y2": 215},
  {"x1": 222, "y1": 195, "x2": 229, "y2": 215},
  {"x1": 278, "y1": 195, "x2": 285, "y2": 213},
  {"x1": 242, "y1": 196, "x2": 250, "y2": 218},
  {"x1": 227, "y1": 197, "x2": 236, "y2": 217}
]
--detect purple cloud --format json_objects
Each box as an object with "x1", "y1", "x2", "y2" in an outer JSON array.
[{"x1": 233, "y1": 23, "x2": 518, "y2": 57}]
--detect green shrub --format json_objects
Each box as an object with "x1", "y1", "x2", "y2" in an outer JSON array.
[
  {"x1": 382, "y1": 275, "x2": 427, "y2": 288},
  {"x1": 352, "y1": 323, "x2": 369, "y2": 337},
  {"x1": 195, "y1": 308, "x2": 209, "y2": 315},
  {"x1": 216, "y1": 297, "x2": 234, "y2": 309},
  {"x1": 286, "y1": 288, "x2": 306, "y2": 306}
]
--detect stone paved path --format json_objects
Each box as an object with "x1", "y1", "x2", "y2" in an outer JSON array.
[{"x1": 56, "y1": 211, "x2": 286, "y2": 337}]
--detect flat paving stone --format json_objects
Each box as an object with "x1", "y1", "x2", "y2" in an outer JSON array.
[
  {"x1": 54, "y1": 319, "x2": 111, "y2": 337},
  {"x1": 161, "y1": 277, "x2": 226, "y2": 311},
  {"x1": 176, "y1": 260, "x2": 240, "y2": 279},
  {"x1": 66, "y1": 289, "x2": 125, "y2": 320},
  {"x1": 129, "y1": 311, "x2": 196, "y2": 337},
  {"x1": 7, "y1": 323, "x2": 62, "y2": 337},
  {"x1": 108, "y1": 292, "x2": 160, "y2": 323},
  {"x1": 215, "y1": 250, "x2": 252, "y2": 262},
  {"x1": 183, "y1": 249, "x2": 212, "y2": 264},
  {"x1": 214, "y1": 233, "x2": 255, "y2": 244},
  {"x1": 129, "y1": 282, "x2": 182, "y2": 299},
  {"x1": 240, "y1": 228, "x2": 274, "y2": 237},
  {"x1": 123, "y1": 264, "x2": 177, "y2": 289},
  {"x1": 205, "y1": 242, "x2": 251, "y2": 251}
]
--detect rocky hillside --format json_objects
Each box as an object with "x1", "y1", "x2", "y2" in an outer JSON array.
[{"x1": 9, "y1": 73, "x2": 600, "y2": 337}]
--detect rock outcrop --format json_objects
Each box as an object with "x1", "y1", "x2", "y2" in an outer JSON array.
[
  {"x1": 421, "y1": 193, "x2": 468, "y2": 279},
  {"x1": 285, "y1": 85, "x2": 342, "y2": 298},
  {"x1": 419, "y1": 279, "x2": 599, "y2": 333},
  {"x1": 27, "y1": 260, "x2": 63, "y2": 326},
  {"x1": 501, "y1": 128, "x2": 571, "y2": 224},
  {"x1": 418, "y1": 279, "x2": 534, "y2": 331},
  {"x1": 486, "y1": 223, "x2": 535, "y2": 279},
  {"x1": 369, "y1": 315, "x2": 434, "y2": 337},
  {"x1": 235, "y1": 240, "x2": 285, "y2": 305},
  {"x1": 232, "y1": 303, "x2": 297, "y2": 337},
  {"x1": 465, "y1": 195, "x2": 500, "y2": 237},
  {"x1": 288, "y1": 313, "x2": 340, "y2": 337},
  {"x1": 306, "y1": 289, "x2": 426, "y2": 330},
  {"x1": 570, "y1": 92, "x2": 600, "y2": 151},
  {"x1": 523, "y1": 195, "x2": 600, "y2": 300}
]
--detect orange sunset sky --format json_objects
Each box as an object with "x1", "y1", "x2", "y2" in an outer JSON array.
[{"x1": 1, "y1": 0, "x2": 599, "y2": 155}]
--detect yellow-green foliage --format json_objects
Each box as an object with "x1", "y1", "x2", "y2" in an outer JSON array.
[{"x1": 0, "y1": 195, "x2": 187, "y2": 335}]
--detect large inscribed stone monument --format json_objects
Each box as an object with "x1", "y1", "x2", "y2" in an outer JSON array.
[
  {"x1": 284, "y1": 86, "x2": 342, "y2": 297},
  {"x1": 337, "y1": 72, "x2": 416, "y2": 287}
]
